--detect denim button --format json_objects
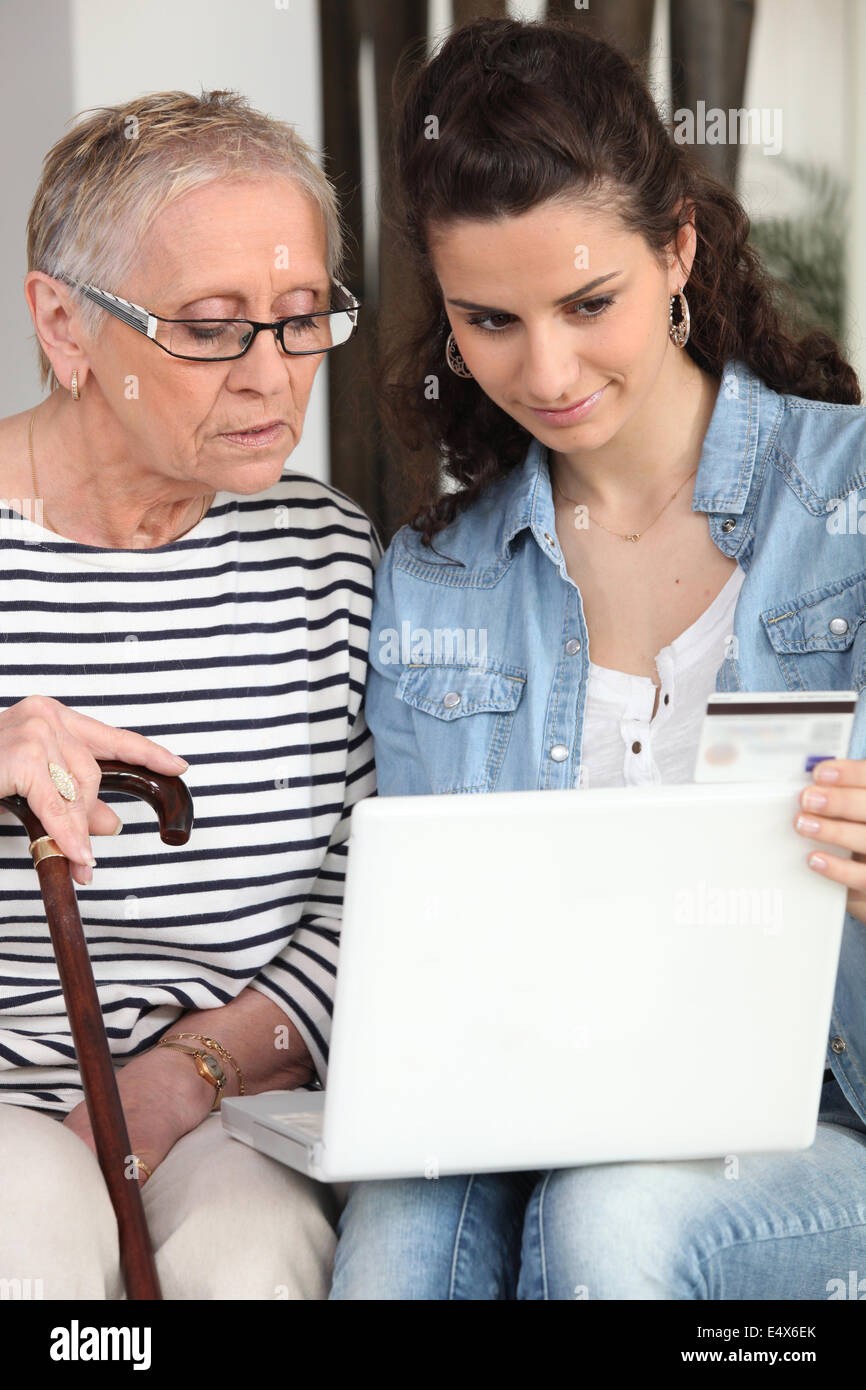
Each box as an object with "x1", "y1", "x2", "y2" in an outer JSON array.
[
  {"x1": 550, "y1": 744, "x2": 569, "y2": 761},
  {"x1": 829, "y1": 617, "x2": 849, "y2": 635},
  {"x1": 721, "y1": 518, "x2": 736, "y2": 533},
  {"x1": 831, "y1": 1035, "x2": 847, "y2": 1053},
  {"x1": 565, "y1": 638, "x2": 581, "y2": 655},
  {"x1": 442, "y1": 691, "x2": 461, "y2": 708}
]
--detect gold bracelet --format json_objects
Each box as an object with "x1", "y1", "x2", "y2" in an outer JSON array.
[
  {"x1": 158, "y1": 1040, "x2": 226, "y2": 1110},
  {"x1": 159, "y1": 1032, "x2": 245, "y2": 1094}
]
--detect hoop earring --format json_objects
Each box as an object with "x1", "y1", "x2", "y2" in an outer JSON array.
[
  {"x1": 668, "y1": 290, "x2": 690, "y2": 348},
  {"x1": 446, "y1": 331, "x2": 473, "y2": 378},
  {"x1": 70, "y1": 369, "x2": 81, "y2": 401}
]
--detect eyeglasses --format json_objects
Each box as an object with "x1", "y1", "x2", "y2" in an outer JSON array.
[{"x1": 56, "y1": 275, "x2": 360, "y2": 360}]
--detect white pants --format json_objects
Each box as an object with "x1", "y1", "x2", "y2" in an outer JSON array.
[{"x1": 0, "y1": 1104, "x2": 342, "y2": 1299}]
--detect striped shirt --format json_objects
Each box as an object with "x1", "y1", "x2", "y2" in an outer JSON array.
[{"x1": 0, "y1": 471, "x2": 380, "y2": 1111}]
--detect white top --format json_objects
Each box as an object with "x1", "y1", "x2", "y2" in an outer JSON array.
[{"x1": 580, "y1": 564, "x2": 745, "y2": 788}]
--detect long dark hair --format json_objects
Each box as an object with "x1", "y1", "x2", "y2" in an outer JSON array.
[{"x1": 374, "y1": 16, "x2": 861, "y2": 547}]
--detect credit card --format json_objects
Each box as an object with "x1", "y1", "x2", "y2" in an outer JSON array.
[{"x1": 693, "y1": 690, "x2": 858, "y2": 783}]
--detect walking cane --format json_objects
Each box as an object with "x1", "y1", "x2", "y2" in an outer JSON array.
[{"x1": 1, "y1": 758, "x2": 194, "y2": 1301}]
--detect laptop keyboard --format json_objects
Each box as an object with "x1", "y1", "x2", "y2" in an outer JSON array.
[{"x1": 272, "y1": 1111, "x2": 324, "y2": 1139}]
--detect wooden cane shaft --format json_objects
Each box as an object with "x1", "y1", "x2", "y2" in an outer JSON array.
[
  {"x1": 1, "y1": 759, "x2": 192, "y2": 1299},
  {"x1": 34, "y1": 854, "x2": 162, "y2": 1301}
]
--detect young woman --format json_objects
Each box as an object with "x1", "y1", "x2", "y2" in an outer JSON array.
[{"x1": 329, "y1": 17, "x2": 866, "y2": 1299}]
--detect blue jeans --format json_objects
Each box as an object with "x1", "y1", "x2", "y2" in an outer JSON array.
[{"x1": 329, "y1": 1075, "x2": 866, "y2": 1299}]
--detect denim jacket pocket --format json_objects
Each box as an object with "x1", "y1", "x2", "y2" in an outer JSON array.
[
  {"x1": 396, "y1": 661, "x2": 527, "y2": 792},
  {"x1": 760, "y1": 569, "x2": 866, "y2": 690}
]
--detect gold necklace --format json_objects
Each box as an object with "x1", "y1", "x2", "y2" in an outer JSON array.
[
  {"x1": 28, "y1": 410, "x2": 210, "y2": 541},
  {"x1": 552, "y1": 460, "x2": 698, "y2": 542}
]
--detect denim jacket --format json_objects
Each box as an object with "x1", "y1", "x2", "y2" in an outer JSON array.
[{"x1": 365, "y1": 357, "x2": 866, "y2": 1126}]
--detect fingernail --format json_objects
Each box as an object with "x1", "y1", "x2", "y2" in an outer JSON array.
[
  {"x1": 796, "y1": 815, "x2": 821, "y2": 834},
  {"x1": 173, "y1": 756, "x2": 189, "y2": 769},
  {"x1": 801, "y1": 788, "x2": 827, "y2": 810},
  {"x1": 112, "y1": 820, "x2": 124, "y2": 835},
  {"x1": 815, "y1": 765, "x2": 840, "y2": 782},
  {"x1": 809, "y1": 853, "x2": 828, "y2": 871}
]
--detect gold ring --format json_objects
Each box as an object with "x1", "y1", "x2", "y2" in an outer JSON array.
[
  {"x1": 48, "y1": 762, "x2": 77, "y2": 802},
  {"x1": 29, "y1": 835, "x2": 66, "y2": 865},
  {"x1": 132, "y1": 1155, "x2": 152, "y2": 1180}
]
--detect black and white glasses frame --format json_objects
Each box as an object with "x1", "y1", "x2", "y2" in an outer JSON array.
[{"x1": 54, "y1": 274, "x2": 360, "y2": 360}]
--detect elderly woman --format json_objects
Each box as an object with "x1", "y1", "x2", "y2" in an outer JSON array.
[{"x1": 0, "y1": 90, "x2": 378, "y2": 1299}]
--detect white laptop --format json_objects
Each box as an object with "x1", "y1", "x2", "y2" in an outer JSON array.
[{"x1": 221, "y1": 781, "x2": 850, "y2": 1181}]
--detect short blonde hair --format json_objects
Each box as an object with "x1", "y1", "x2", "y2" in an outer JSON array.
[{"x1": 26, "y1": 89, "x2": 350, "y2": 391}]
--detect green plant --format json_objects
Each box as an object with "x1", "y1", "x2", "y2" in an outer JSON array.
[{"x1": 746, "y1": 155, "x2": 849, "y2": 342}]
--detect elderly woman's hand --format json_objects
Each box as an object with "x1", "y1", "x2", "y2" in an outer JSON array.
[
  {"x1": 796, "y1": 757, "x2": 866, "y2": 926},
  {"x1": 0, "y1": 694, "x2": 189, "y2": 885},
  {"x1": 62, "y1": 988, "x2": 317, "y2": 1183},
  {"x1": 62, "y1": 1042, "x2": 216, "y2": 1185}
]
